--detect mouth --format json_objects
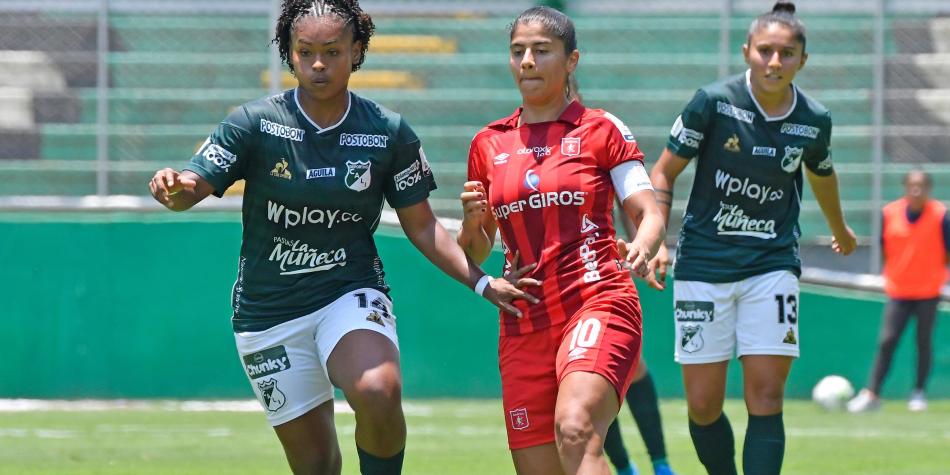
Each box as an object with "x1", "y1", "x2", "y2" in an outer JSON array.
[{"x1": 311, "y1": 77, "x2": 330, "y2": 86}]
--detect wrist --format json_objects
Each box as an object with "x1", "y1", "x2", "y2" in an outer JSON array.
[{"x1": 474, "y1": 274, "x2": 492, "y2": 296}]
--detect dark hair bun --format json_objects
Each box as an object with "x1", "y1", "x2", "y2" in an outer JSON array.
[{"x1": 773, "y1": 1, "x2": 796, "y2": 14}]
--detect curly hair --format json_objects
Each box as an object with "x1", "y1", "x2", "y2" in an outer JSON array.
[{"x1": 273, "y1": 0, "x2": 375, "y2": 73}]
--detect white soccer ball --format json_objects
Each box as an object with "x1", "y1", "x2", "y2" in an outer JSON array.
[{"x1": 811, "y1": 375, "x2": 855, "y2": 411}]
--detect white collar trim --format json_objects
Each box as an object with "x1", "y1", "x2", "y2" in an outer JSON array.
[
  {"x1": 294, "y1": 88, "x2": 352, "y2": 133},
  {"x1": 744, "y1": 69, "x2": 797, "y2": 122}
]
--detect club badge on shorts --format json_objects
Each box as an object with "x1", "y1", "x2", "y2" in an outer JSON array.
[
  {"x1": 680, "y1": 324, "x2": 704, "y2": 353},
  {"x1": 509, "y1": 407, "x2": 530, "y2": 430},
  {"x1": 257, "y1": 378, "x2": 287, "y2": 412}
]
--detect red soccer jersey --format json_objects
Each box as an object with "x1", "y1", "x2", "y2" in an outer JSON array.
[{"x1": 469, "y1": 101, "x2": 645, "y2": 336}]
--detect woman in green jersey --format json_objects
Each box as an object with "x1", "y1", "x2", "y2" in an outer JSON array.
[
  {"x1": 147, "y1": 1, "x2": 536, "y2": 474},
  {"x1": 631, "y1": 2, "x2": 857, "y2": 474}
]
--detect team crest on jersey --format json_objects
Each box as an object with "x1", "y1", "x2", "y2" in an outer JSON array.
[
  {"x1": 509, "y1": 407, "x2": 530, "y2": 430},
  {"x1": 344, "y1": 160, "x2": 372, "y2": 191},
  {"x1": 257, "y1": 378, "x2": 286, "y2": 412},
  {"x1": 783, "y1": 327, "x2": 798, "y2": 345},
  {"x1": 723, "y1": 134, "x2": 741, "y2": 153},
  {"x1": 270, "y1": 158, "x2": 292, "y2": 180},
  {"x1": 680, "y1": 324, "x2": 704, "y2": 353},
  {"x1": 561, "y1": 137, "x2": 581, "y2": 157},
  {"x1": 781, "y1": 146, "x2": 804, "y2": 173}
]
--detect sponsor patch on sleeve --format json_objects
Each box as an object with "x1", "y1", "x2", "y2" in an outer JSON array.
[{"x1": 199, "y1": 138, "x2": 237, "y2": 171}]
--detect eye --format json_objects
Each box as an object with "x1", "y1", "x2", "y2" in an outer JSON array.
[
  {"x1": 328, "y1": 49, "x2": 339, "y2": 56},
  {"x1": 782, "y1": 50, "x2": 796, "y2": 58},
  {"x1": 298, "y1": 49, "x2": 311, "y2": 57},
  {"x1": 511, "y1": 48, "x2": 524, "y2": 56}
]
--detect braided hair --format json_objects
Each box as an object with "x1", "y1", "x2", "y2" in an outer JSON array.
[
  {"x1": 748, "y1": 1, "x2": 807, "y2": 53},
  {"x1": 273, "y1": 0, "x2": 375, "y2": 73}
]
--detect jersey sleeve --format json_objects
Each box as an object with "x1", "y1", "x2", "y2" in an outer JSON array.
[
  {"x1": 803, "y1": 112, "x2": 834, "y2": 176},
  {"x1": 467, "y1": 132, "x2": 489, "y2": 188},
  {"x1": 383, "y1": 117, "x2": 437, "y2": 209},
  {"x1": 666, "y1": 89, "x2": 711, "y2": 159},
  {"x1": 183, "y1": 106, "x2": 253, "y2": 197},
  {"x1": 599, "y1": 112, "x2": 645, "y2": 170}
]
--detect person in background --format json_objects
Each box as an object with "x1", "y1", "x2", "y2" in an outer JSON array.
[{"x1": 848, "y1": 169, "x2": 948, "y2": 413}]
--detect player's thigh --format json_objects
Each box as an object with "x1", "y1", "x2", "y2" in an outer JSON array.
[
  {"x1": 555, "y1": 300, "x2": 642, "y2": 406},
  {"x1": 735, "y1": 270, "x2": 800, "y2": 359},
  {"x1": 234, "y1": 311, "x2": 332, "y2": 427},
  {"x1": 272, "y1": 400, "x2": 341, "y2": 472},
  {"x1": 500, "y1": 325, "x2": 562, "y2": 451},
  {"x1": 681, "y1": 361, "x2": 729, "y2": 423},
  {"x1": 673, "y1": 279, "x2": 738, "y2": 364},
  {"x1": 320, "y1": 288, "x2": 402, "y2": 396}
]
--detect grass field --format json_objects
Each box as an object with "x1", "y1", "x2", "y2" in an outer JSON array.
[{"x1": 2, "y1": 399, "x2": 949, "y2": 474}]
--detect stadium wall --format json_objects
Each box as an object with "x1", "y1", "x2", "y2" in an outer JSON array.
[{"x1": 3, "y1": 214, "x2": 948, "y2": 400}]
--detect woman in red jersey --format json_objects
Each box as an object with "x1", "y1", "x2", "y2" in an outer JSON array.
[{"x1": 457, "y1": 6, "x2": 666, "y2": 474}]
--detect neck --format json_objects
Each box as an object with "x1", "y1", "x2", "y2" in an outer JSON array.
[
  {"x1": 297, "y1": 87, "x2": 350, "y2": 129},
  {"x1": 907, "y1": 199, "x2": 926, "y2": 213},
  {"x1": 520, "y1": 95, "x2": 571, "y2": 125},
  {"x1": 751, "y1": 83, "x2": 794, "y2": 117}
]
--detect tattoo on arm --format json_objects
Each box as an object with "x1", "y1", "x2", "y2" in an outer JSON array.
[
  {"x1": 655, "y1": 188, "x2": 673, "y2": 197},
  {"x1": 657, "y1": 199, "x2": 673, "y2": 207}
]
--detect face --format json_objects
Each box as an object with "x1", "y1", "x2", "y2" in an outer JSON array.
[
  {"x1": 743, "y1": 23, "x2": 807, "y2": 97},
  {"x1": 290, "y1": 15, "x2": 362, "y2": 102},
  {"x1": 904, "y1": 172, "x2": 931, "y2": 208},
  {"x1": 509, "y1": 21, "x2": 578, "y2": 106}
]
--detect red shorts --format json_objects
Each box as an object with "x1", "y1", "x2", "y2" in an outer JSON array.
[{"x1": 498, "y1": 297, "x2": 642, "y2": 450}]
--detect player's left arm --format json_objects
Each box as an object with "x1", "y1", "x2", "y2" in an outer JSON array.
[
  {"x1": 805, "y1": 169, "x2": 856, "y2": 255},
  {"x1": 395, "y1": 200, "x2": 540, "y2": 316}
]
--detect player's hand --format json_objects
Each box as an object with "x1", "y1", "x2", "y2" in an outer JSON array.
[
  {"x1": 831, "y1": 225, "x2": 857, "y2": 256},
  {"x1": 617, "y1": 239, "x2": 668, "y2": 291},
  {"x1": 617, "y1": 237, "x2": 652, "y2": 280},
  {"x1": 148, "y1": 168, "x2": 197, "y2": 207},
  {"x1": 460, "y1": 181, "x2": 488, "y2": 230},
  {"x1": 482, "y1": 250, "x2": 541, "y2": 318}
]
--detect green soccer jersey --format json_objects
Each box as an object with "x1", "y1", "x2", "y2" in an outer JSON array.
[
  {"x1": 184, "y1": 89, "x2": 436, "y2": 332},
  {"x1": 666, "y1": 71, "x2": 834, "y2": 283}
]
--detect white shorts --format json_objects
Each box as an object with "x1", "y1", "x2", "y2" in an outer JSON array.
[
  {"x1": 234, "y1": 288, "x2": 399, "y2": 426},
  {"x1": 673, "y1": 270, "x2": 800, "y2": 364}
]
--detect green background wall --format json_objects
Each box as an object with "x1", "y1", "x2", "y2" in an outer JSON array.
[{"x1": 2, "y1": 213, "x2": 947, "y2": 399}]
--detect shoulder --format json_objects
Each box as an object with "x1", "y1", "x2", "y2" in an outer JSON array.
[
  {"x1": 349, "y1": 92, "x2": 406, "y2": 138},
  {"x1": 700, "y1": 73, "x2": 745, "y2": 103},
  {"x1": 579, "y1": 107, "x2": 636, "y2": 141},
  {"x1": 794, "y1": 87, "x2": 832, "y2": 124},
  {"x1": 470, "y1": 113, "x2": 517, "y2": 147}
]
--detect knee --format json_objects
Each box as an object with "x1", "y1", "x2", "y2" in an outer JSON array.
[
  {"x1": 346, "y1": 368, "x2": 402, "y2": 414},
  {"x1": 555, "y1": 406, "x2": 597, "y2": 453},
  {"x1": 288, "y1": 446, "x2": 341, "y2": 475},
  {"x1": 686, "y1": 395, "x2": 724, "y2": 423},
  {"x1": 745, "y1": 383, "x2": 785, "y2": 414}
]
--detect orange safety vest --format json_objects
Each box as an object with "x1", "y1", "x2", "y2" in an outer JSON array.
[{"x1": 882, "y1": 198, "x2": 948, "y2": 299}]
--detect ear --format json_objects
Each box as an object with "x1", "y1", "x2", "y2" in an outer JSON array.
[
  {"x1": 741, "y1": 43, "x2": 751, "y2": 65},
  {"x1": 566, "y1": 49, "x2": 580, "y2": 74},
  {"x1": 798, "y1": 51, "x2": 808, "y2": 71},
  {"x1": 352, "y1": 40, "x2": 363, "y2": 65}
]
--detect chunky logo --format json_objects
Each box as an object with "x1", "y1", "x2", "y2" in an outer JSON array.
[
  {"x1": 267, "y1": 200, "x2": 362, "y2": 229},
  {"x1": 753, "y1": 146, "x2": 776, "y2": 157},
  {"x1": 198, "y1": 139, "x2": 237, "y2": 171},
  {"x1": 716, "y1": 101, "x2": 755, "y2": 124},
  {"x1": 675, "y1": 301, "x2": 714, "y2": 322},
  {"x1": 257, "y1": 378, "x2": 286, "y2": 412},
  {"x1": 243, "y1": 346, "x2": 291, "y2": 380},
  {"x1": 260, "y1": 119, "x2": 304, "y2": 142},
  {"x1": 339, "y1": 133, "x2": 388, "y2": 148},
  {"x1": 780, "y1": 122, "x2": 820, "y2": 139},
  {"x1": 523, "y1": 169, "x2": 541, "y2": 192},
  {"x1": 723, "y1": 134, "x2": 741, "y2": 153},
  {"x1": 517, "y1": 146, "x2": 553, "y2": 158},
  {"x1": 393, "y1": 160, "x2": 422, "y2": 191},
  {"x1": 670, "y1": 115, "x2": 703, "y2": 149},
  {"x1": 306, "y1": 167, "x2": 335, "y2": 179},
  {"x1": 714, "y1": 169, "x2": 783, "y2": 204},
  {"x1": 270, "y1": 158, "x2": 292, "y2": 180},
  {"x1": 561, "y1": 137, "x2": 581, "y2": 157},
  {"x1": 269, "y1": 236, "x2": 347, "y2": 275},
  {"x1": 781, "y1": 146, "x2": 804, "y2": 173},
  {"x1": 345, "y1": 160, "x2": 372, "y2": 191},
  {"x1": 713, "y1": 202, "x2": 777, "y2": 239},
  {"x1": 493, "y1": 191, "x2": 587, "y2": 220},
  {"x1": 680, "y1": 324, "x2": 704, "y2": 353}
]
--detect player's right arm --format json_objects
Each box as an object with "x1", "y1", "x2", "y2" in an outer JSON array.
[
  {"x1": 148, "y1": 169, "x2": 215, "y2": 212},
  {"x1": 457, "y1": 180, "x2": 497, "y2": 264}
]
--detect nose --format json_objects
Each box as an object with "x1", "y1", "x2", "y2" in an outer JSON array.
[
  {"x1": 312, "y1": 55, "x2": 327, "y2": 72},
  {"x1": 768, "y1": 51, "x2": 782, "y2": 68},
  {"x1": 521, "y1": 49, "x2": 535, "y2": 70}
]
